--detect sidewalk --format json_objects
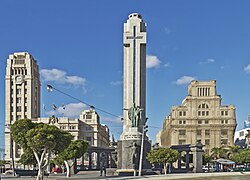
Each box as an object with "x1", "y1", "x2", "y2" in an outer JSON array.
[{"x1": 1, "y1": 171, "x2": 250, "y2": 180}]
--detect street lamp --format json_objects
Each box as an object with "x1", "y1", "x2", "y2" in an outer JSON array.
[{"x1": 138, "y1": 121, "x2": 148, "y2": 176}]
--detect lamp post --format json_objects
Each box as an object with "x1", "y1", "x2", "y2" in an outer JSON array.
[{"x1": 138, "y1": 121, "x2": 148, "y2": 176}]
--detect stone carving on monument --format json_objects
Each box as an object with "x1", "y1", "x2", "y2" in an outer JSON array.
[{"x1": 126, "y1": 103, "x2": 143, "y2": 128}]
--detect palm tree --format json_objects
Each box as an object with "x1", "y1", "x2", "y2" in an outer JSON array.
[
  {"x1": 211, "y1": 146, "x2": 228, "y2": 159},
  {"x1": 226, "y1": 145, "x2": 241, "y2": 160}
]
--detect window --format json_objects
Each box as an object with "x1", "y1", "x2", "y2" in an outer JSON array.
[
  {"x1": 206, "y1": 111, "x2": 209, "y2": 116},
  {"x1": 197, "y1": 130, "x2": 202, "y2": 136},
  {"x1": 205, "y1": 130, "x2": 210, "y2": 135},
  {"x1": 17, "y1": 106, "x2": 21, "y2": 112},
  {"x1": 17, "y1": 97, "x2": 21, "y2": 103},
  {"x1": 198, "y1": 111, "x2": 201, "y2": 116},
  {"x1": 183, "y1": 111, "x2": 186, "y2": 116},
  {"x1": 17, "y1": 89, "x2": 21, "y2": 94},
  {"x1": 86, "y1": 115, "x2": 92, "y2": 119},
  {"x1": 86, "y1": 137, "x2": 92, "y2": 142},
  {"x1": 205, "y1": 139, "x2": 210, "y2": 145},
  {"x1": 16, "y1": 115, "x2": 21, "y2": 120},
  {"x1": 179, "y1": 121, "x2": 182, "y2": 124},
  {"x1": 179, "y1": 140, "x2": 186, "y2": 145},
  {"x1": 239, "y1": 131, "x2": 244, "y2": 137},
  {"x1": 221, "y1": 111, "x2": 224, "y2": 116},
  {"x1": 221, "y1": 139, "x2": 228, "y2": 145},
  {"x1": 225, "y1": 120, "x2": 228, "y2": 124},
  {"x1": 179, "y1": 111, "x2": 182, "y2": 116},
  {"x1": 179, "y1": 130, "x2": 186, "y2": 136},
  {"x1": 205, "y1": 120, "x2": 209, "y2": 124},
  {"x1": 198, "y1": 120, "x2": 202, "y2": 124},
  {"x1": 202, "y1": 111, "x2": 205, "y2": 116},
  {"x1": 15, "y1": 59, "x2": 25, "y2": 64},
  {"x1": 221, "y1": 129, "x2": 228, "y2": 136},
  {"x1": 225, "y1": 111, "x2": 228, "y2": 116},
  {"x1": 183, "y1": 120, "x2": 186, "y2": 124}
]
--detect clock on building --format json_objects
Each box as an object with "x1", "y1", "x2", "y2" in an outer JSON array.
[{"x1": 16, "y1": 75, "x2": 23, "y2": 84}]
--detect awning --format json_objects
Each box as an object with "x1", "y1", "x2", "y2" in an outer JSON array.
[{"x1": 212, "y1": 158, "x2": 235, "y2": 165}]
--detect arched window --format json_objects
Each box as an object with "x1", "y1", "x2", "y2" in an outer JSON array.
[
  {"x1": 198, "y1": 103, "x2": 209, "y2": 109},
  {"x1": 198, "y1": 103, "x2": 210, "y2": 116}
]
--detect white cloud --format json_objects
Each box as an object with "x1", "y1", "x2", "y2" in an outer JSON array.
[
  {"x1": 164, "y1": 63, "x2": 170, "y2": 68},
  {"x1": 163, "y1": 27, "x2": 171, "y2": 34},
  {"x1": 101, "y1": 116, "x2": 123, "y2": 124},
  {"x1": 244, "y1": 64, "x2": 250, "y2": 73},
  {"x1": 41, "y1": 69, "x2": 86, "y2": 87},
  {"x1": 46, "y1": 102, "x2": 87, "y2": 117},
  {"x1": 176, "y1": 76, "x2": 196, "y2": 85},
  {"x1": 146, "y1": 55, "x2": 161, "y2": 69},
  {"x1": 110, "y1": 81, "x2": 123, "y2": 86},
  {"x1": 199, "y1": 58, "x2": 215, "y2": 64}
]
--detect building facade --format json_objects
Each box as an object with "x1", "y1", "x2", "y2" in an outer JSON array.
[
  {"x1": 5, "y1": 52, "x2": 40, "y2": 161},
  {"x1": 234, "y1": 127, "x2": 250, "y2": 149},
  {"x1": 36, "y1": 116, "x2": 81, "y2": 141},
  {"x1": 80, "y1": 109, "x2": 110, "y2": 147},
  {"x1": 36, "y1": 109, "x2": 110, "y2": 148},
  {"x1": 160, "y1": 80, "x2": 236, "y2": 153}
]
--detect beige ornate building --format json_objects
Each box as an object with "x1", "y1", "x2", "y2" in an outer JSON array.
[
  {"x1": 79, "y1": 109, "x2": 110, "y2": 147},
  {"x1": 5, "y1": 52, "x2": 40, "y2": 161},
  {"x1": 36, "y1": 109, "x2": 110, "y2": 148},
  {"x1": 160, "y1": 80, "x2": 236, "y2": 153}
]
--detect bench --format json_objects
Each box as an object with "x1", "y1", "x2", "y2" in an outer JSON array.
[{"x1": 15, "y1": 169, "x2": 49, "y2": 177}]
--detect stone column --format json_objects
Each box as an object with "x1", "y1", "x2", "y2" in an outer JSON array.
[
  {"x1": 185, "y1": 151, "x2": 189, "y2": 169},
  {"x1": 88, "y1": 153, "x2": 92, "y2": 170},
  {"x1": 97, "y1": 152, "x2": 100, "y2": 170},
  {"x1": 192, "y1": 142, "x2": 203, "y2": 173}
]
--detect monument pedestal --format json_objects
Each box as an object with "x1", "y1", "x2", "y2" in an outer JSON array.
[{"x1": 117, "y1": 137, "x2": 151, "y2": 176}]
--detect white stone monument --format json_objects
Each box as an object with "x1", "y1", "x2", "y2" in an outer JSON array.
[{"x1": 117, "y1": 13, "x2": 151, "y2": 174}]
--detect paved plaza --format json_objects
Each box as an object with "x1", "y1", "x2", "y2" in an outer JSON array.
[{"x1": 1, "y1": 170, "x2": 250, "y2": 180}]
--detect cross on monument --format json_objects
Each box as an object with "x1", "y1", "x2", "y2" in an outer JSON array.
[{"x1": 126, "y1": 26, "x2": 143, "y2": 103}]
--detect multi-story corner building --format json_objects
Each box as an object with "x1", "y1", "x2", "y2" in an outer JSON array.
[
  {"x1": 80, "y1": 109, "x2": 110, "y2": 147},
  {"x1": 234, "y1": 127, "x2": 250, "y2": 149},
  {"x1": 5, "y1": 52, "x2": 40, "y2": 161},
  {"x1": 156, "y1": 130, "x2": 162, "y2": 146},
  {"x1": 36, "y1": 116, "x2": 81, "y2": 140},
  {"x1": 160, "y1": 80, "x2": 236, "y2": 153},
  {"x1": 36, "y1": 109, "x2": 110, "y2": 148}
]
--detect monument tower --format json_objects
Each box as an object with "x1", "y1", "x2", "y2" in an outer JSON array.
[
  {"x1": 121, "y1": 13, "x2": 146, "y2": 139},
  {"x1": 118, "y1": 13, "x2": 151, "y2": 172}
]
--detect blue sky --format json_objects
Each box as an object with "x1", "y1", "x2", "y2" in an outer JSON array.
[{"x1": 1, "y1": 0, "x2": 250, "y2": 148}]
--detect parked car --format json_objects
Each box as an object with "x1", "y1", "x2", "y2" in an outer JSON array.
[{"x1": 202, "y1": 165, "x2": 215, "y2": 172}]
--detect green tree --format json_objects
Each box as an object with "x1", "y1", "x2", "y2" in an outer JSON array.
[
  {"x1": 11, "y1": 119, "x2": 73, "y2": 180},
  {"x1": 210, "y1": 146, "x2": 228, "y2": 159},
  {"x1": 54, "y1": 140, "x2": 88, "y2": 177},
  {"x1": 18, "y1": 149, "x2": 37, "y2": 166},
  {"x1": 231, "y1": 148, "x2": 250, "y2": 165},
  {"x1": 226, "y1": 145, "x2": 241, "y2": 159},
  {"x1": 202, "y1": 153, "x2": 212, "y2": 165},
  {"x1": 146, "y1": 147, "x2": 179, "y2": 175}
]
